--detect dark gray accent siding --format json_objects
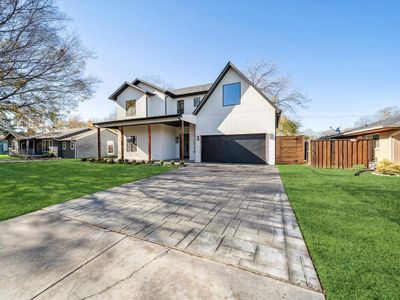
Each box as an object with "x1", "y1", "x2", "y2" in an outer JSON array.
[
  {"x1": 59, "y1": 141, "x2": 75, "y2": 158},
  {"x1": 75, "y1": 130, "x2": 118, "y2": 158},
  {"x1": 201, "y1": 134, "x2": 266, "y2": 164}
]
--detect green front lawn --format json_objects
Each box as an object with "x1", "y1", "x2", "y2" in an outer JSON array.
[
  {"x1": 0, "y1": 160, "x2": 172, "y2": 221},
  {"x1": 278, "y1": 165, "x2": 400, "y2": 299},
  {"x1": 0, "y1": 154, "x2": 22, "y2": 161}
]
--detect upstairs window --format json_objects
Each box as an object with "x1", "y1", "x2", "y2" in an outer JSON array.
[
  {"x1": 193, "y1": 97, "x2": 201, "y2": 107},
  {"x1": 223, "y1": 82, "x2": 241, "y2": 106},
  {"x1": 126, "y1": 100, "x2": 136, "y2": 117},
  {"x1": 127, "y1": 136, "x2": 137, "y2": 152},
  {"x1": 177, "y1": 100, "x2": 184, "y2": 114}
]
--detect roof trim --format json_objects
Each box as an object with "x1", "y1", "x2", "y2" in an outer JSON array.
[
  {"x1": 193, "y1": 62, "x2": 280, "y2": 115},
  {"x1": 109, "y1": 82, "x2": 153, "y2": 101},
  {"x1": 94, "y1": 114, "x2": 180, "y2": 128},
  {"x1": 4, "y1": 131, "x2": 24, "y2": 140},
  {"x1": 132, "y1": 78, "x2": 166, "y2": 93},
  {"x1": 61, "y1": 128, "x2": 117, "y2": 141}
]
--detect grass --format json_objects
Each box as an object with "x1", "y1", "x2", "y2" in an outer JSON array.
[
  {"x1": 278, "y1": 165, "x2": 400, "y2": 300},
  {"x1": 0, "y1": 159, "x2": 172, "y2": 221},
  {"x1": 0, "y1": 154, "x2": 22, "y2": 161}
]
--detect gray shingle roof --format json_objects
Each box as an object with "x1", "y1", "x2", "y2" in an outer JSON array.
[
  {"x1": 345, "y1": 115, "x2": 400, "y2": 134},
  {"x1": 169, "y1": 83, "x2": 212, "y2": 96},
  {"x1": 28, "y1": 128, "x2": 91, "y2": 140}
]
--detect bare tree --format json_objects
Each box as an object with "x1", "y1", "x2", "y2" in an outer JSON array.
[
  {"x1": 355, "y1": 106, "x2": 400, "y2": 126},
  {"x1": 142, "y1": 74, "x2": 173, "y2": 90},
  {"x1": 246, "y1": 60, "x2": 310, "y2": 113},
  {"x1": 0, "y1": 0, "x2": 98, "y2": 129}
]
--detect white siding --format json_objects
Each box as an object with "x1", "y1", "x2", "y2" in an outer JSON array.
[
  {"x1": 136, "y1": 82, "x2": 167, "y2": 117},
  {"x1": 195, "y1": 68, "x2": 276, "y2": 164},
  {"x1": 116, "y1": 87, "x2": 147, "y2": 119},
  {"x1": 166, "y1": 94, "x2": 207, "y2": 115},
  {"x1": 121, "y1": 124, "x2": 177, "y2": 161}
]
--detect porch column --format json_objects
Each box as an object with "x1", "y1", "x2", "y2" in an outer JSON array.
[
  {"x1": 120, "y1": 126, "x2": 124, "y2": 160},
  {"x1": 32, "y1": 140, "x2": 35, "y2": 155},
  {"x1": 97, "y1": 127, "x2": 101, "y2": 158},
  {"x1": 26, "y1": 140, "x2": 29, "y2": 155},
  {"x1": 148, "y1": 124, "x2": 151, "y2": 161},
  {"x1": 181, "y1": 119, "x2": 184, "y2": 161}
]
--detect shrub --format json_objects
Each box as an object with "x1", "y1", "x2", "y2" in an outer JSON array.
[
  {"x1": 107, "y1": 158, "x2": 115, "y2": 164},
  {"x1": 376, "y1": 160, "x2": 400, "y2": 175},
  {"x1": 170, "y1": 160, "x2": 175, "y2": 167},
  {"x1": 141, "y1": 160, "x2": 146, "y2": 164},
  {"x1": 124, "y1": 159, "x2": 130, "y2": 164},
  {"x1": 131, "y1": 159, "x2": 137, "y2": 165},
  {"x1": 89, "y1": 158, "x2": 96, "y2": 162},
  {"x1": 81, "y1": 157, "x2": 88, "y2": 162},
  {"x1": 179, "y1": 160, "x2": 185, "y2": 167},
  {"x1": 160, "y1": 160, "x2": 164, "y2": 166},
  {"x1": 117, "y1": 158, "x2": 124, "y2": 164},
  {"x1": 352, "y1": 164, "x2": 365, "y2": 172}
]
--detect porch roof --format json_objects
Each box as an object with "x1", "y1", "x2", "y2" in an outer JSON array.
[{"x1": 94, "y1": 114, "x2": 194, "y2": 129}]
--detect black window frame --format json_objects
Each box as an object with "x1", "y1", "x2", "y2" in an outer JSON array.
[
  {"x1": 222, "y1": 82, "x2": 241, "y2": 106},
  {"x1": 126, "y1": 136, "x2": 137, "y2": 152},
  {"x1": 177, "y1": 100, "x2": 185, "y2": 114},
  {"x1": 193, "y1": 97, "x2": 201, "y2": 107},
  {"x1": 126, "y1": 100, "x2": 136, "y2": 117}
]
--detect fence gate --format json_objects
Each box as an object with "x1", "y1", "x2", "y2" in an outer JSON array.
[
  {"x1": 310, "y1": 139, "x2": 374, "y2": 168},
  {"x1": 276, "y1": 136, "x2": 305, "y2": 164}
]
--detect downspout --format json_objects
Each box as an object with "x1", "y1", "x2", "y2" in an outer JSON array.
[{"x1": 165, "y1": 95, "x2": 169, "y2": 115}]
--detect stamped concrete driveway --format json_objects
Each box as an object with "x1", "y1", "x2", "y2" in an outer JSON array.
[{"x1": 0, "y1": 164, "x2": 324, "y2": 300}]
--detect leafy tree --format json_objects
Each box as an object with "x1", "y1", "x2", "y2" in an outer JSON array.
[
  {"x1": 277, "y1": 115, "x2": 302, "y2": 136},
  {"x1": 0, "y1": 0, "x2": 98, "y2": 129},
  {"x1": 246, "y1": 60, "x2": 310, "y2": 113}
]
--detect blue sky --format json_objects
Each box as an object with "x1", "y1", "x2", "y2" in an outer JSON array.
[{"x1": 57, "y1": 0, "x2": 400, "y2": 131}]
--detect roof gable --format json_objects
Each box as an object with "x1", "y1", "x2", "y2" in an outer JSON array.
[
  {"x1": 132, "y1": 78, "x2": 166, "y2": 93},
  {"x1": 193, "y1": 62, "x2": 279, "y2": 115},
  {"x1": 109, "y1": 82, "x2": 153, "y2": 101}
]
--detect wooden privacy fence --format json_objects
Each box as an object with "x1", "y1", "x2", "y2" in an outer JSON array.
[
  {"x1": 310, "y1": 139, "x2": 374, "y2": 168},
  {"x1": 276, "y1": 136, "x2": 305, "y2": 164}
]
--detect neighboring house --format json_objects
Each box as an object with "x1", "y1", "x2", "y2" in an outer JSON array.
[
  {"x1": 4, "y1": 131, "x2": 27, "y2": 156},
  {"x1": 320, "y1": 115, "x2": 400, "y2": 162},
  {"x1": 0, "y1": 135, "x2": 8, "y2": 154},
  {"x1": 59, "y1": 128, "x2": 118, "y2": 158},
  {"x1": 95, "y1": 62, "x2": 280, "y2": 164},
  {"x1": 4, "y1": 127, "x2": 118, "y2": 158}
]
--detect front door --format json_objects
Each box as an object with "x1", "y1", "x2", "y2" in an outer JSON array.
[{"x1": 180, "y1": 133, "x2": 190, "y2": 159}]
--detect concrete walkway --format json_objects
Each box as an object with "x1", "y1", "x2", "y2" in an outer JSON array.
[{"x1": 0, "y1": 164, "x2": 325, "y2": 300}]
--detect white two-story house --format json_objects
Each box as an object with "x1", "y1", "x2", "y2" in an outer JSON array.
[{"x1": 95, "y1": 62, "x2": 281, "y2": 164}]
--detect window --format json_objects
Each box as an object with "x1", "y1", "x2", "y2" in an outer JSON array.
[
  {"x1": 62, "y1": 142, "x2": 67, "y2": 150},
  {"x1": 126, "y1": 100, "x2": 136, "y2": 117},
  {"x1": 126, "y1": 136, "x2": 137, "y2": 152},
  {"x1": 42, "y1": 140, "x2": 53, "y2": 152},
  {"x1": 177, "y1": 100, "x2": 184, "y2": 114},
  {"x1": 193, "y1": 97, "x2": 201, "y2": 107},
  {"x1": 373, "y1": 134, "x2": 380, "y2": 149},
  {"x1": 223, "y1": 82, "x2": 241, "y2": 106},
  {"x1": 12, "y1": 140, "x2": 16, "y2": 150},
  {"x1": 107, "y1": 141, "x2": 114, "y2": 155},
  {"x1": 70, "y1": 142, "x2": 75, "y2": 150}
]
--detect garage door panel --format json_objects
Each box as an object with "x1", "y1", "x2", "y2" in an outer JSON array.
[{"x1": 201, "y1": 134, "x2": 266, "y2": 164}]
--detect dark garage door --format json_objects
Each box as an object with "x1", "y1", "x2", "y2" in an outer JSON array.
[{"x1": 201, "y1": 134, "x2": 266, "y2": 164}]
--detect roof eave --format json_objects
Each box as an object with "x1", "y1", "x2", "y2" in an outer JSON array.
[{"x1": 193, "y1": 62, "x2": 279, "y2": 115}]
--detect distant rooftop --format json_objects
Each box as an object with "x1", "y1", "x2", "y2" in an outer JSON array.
[{"x1": 169, "y1": 83, "x2": 213, "y2": 96}]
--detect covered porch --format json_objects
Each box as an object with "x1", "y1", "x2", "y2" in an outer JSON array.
[{"x1": 94, "y1": 114, "x2": 196, "y2": 162}]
